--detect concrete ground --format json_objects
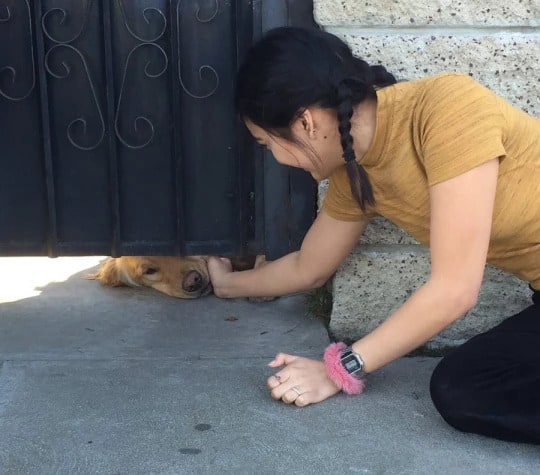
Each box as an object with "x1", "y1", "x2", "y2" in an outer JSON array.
[{"x1": 0, "y1": 257, "x2": 538, "y2": 475}]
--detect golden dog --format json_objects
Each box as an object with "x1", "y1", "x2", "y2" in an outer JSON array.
[{"x1": 91, "y1": 255, "x2": 262, "y2": 299}]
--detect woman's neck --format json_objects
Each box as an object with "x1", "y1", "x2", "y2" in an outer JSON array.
[{"x1": 351, "y1": 98, "x2": 377, "y2": 160}]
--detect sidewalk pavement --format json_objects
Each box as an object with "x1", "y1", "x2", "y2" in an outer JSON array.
[{"x1": 0, "y1": 257, "x2": 538, "y2": 475}]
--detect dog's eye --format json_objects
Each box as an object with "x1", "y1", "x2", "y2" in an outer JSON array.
[{"x1": 144, "y1": 267, "x2": 158, "y2": 275}]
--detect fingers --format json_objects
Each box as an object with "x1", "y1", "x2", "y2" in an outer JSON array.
[
  {"x1": 272, "y1": 384, "x2": 311, "y2": 407},
  {"x1": 207, "y1": 256, "x2": 232, "y2": 273},
  {"x1": 207, "y1": 257, "x2": 234, "y2": 298},
  {"x1": 268, "y1": 352, "x2": 298, "y2": 368},
  {"x1": 207, "y1": 257, "x2": 219, "y2": 275},
  {"x1": 267, "y1": 354, "x2": 303, "y2": 402},
  {"x1": 294, "y1": 394, "x2": 309, "y2": 407},
  {"x1": 269, "y1": 381, "x2": 307, "y2": 405},
  {"x1": 267, "y1": 369, "x2": 308, "y2": 405},
  {"x1": 265, "y1": 358, "x2": 340, "y2": 408},
  {"x1": 267, "y1": 372, "x2": 289, "y2": 389},
  {"x1": 267, "y1": 371, "x2": 291, "y2": 400}
]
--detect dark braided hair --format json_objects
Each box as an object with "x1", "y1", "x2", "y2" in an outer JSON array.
[
  {"x1": 236, "y1": 27, "x2": 397, "y2": 211},
  {"x1": 335, "y1": 78, "x2": 375, "y2": 209}
]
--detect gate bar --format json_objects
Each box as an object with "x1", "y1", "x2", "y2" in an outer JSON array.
[
  {"x1": 33, "y1": 0, "x2": 58, "y2": 257},
  {"x1": 102, "y1": 0, "x2": 121, "y2": 257},
  {"x1": 169, "y1": 0, "x2": 186, "y2": 256}
]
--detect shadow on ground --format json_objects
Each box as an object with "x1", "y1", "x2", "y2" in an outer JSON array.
[{"x1": 0, "y1": 257, "x2": 538, "y2": 474}]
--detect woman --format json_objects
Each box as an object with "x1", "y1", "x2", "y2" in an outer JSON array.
[{"x1": 208, "y1": 27, "x2": 540, "y2": 444}]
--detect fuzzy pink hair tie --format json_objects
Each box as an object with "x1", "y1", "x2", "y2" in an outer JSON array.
[{"x1": 324, "y1": 342, "x2": 365, "y2": 395}]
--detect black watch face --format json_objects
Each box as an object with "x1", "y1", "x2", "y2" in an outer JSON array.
[{"x1": 342, "y1": 354, "x2": 360, "y2": 373}]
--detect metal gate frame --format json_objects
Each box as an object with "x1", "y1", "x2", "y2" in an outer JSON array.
[{"x1": 0, "y1": 0, "x2": 317, "y2": 260}]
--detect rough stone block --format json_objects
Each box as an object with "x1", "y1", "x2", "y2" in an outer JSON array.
[
  {"x1": 318, "y1": 181, "x2": 418, "y2": 245},
  {"x1": 329, "y1": 246, "x2": 533, "y2": 350},
  {"x1": 330, "y1": 32, "x2": 540, "y2": 116},
  {"x1": 360, "y1": 218, "x2": 418, "y2": 245},
  {"x1": 314, "y1": 0, "x2": 540, "y2": 27}
]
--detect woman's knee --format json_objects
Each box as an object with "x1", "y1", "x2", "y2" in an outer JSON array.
[
  {"x1": 430, "y1": 358, "x2": 455, "y2": 416},
  {"x1": 429, "y1": 355, "x2": 477, "y2": 431},
  {"x1": 430, "y1": 345, "x2": 507, "y2": 433}
]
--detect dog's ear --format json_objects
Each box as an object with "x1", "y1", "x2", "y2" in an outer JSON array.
[
  {"x1": 253, "y1": 254, "x2": 268, "y2": 269},
  {"x1": 88, "y1": 258, "x2": 125, "y2": 287}
]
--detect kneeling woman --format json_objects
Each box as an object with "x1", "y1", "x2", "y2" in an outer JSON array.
[{"x1": 209, "y1": 27, "x2": 540, "y2": 445}]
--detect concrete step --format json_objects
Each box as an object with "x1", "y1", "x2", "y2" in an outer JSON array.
[{"x1": 330, "y1": 244, "x2": 533, "y2": 350}]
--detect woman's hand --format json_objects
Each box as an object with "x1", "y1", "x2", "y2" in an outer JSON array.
[
  {"x1": 267, "y1": 353, "x2": 340, "y2": 407},
  {"x1": 207, "y1": 256, "x2": 233, "y2": 297}
]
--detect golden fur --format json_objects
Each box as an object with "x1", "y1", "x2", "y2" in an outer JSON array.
[{"x1": 91, "y1": 255, "x2": 261, "y2": 299}]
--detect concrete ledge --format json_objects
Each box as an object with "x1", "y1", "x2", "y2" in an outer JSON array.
[
  {"x1": 315, "y1": 0, "x2": 540, "y2": 27},
  {"x1": 329, "y1": 246, "x2": 533, "y2": 350}
]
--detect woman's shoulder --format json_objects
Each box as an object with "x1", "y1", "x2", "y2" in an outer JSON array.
[
  {"x1": 409, "y1": 73, "x2": 493, "y2": 104},
  {"x1": 402, "y1": 72, "x2": 477, "y2": 88},
  {"x1": 381, "y1": 73, "x2": 492, "y2": 118},
  {"x1": 391, "y1": 73, "x2": 502, "y2": 124}
]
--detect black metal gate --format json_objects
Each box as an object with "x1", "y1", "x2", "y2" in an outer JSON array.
[{"x1": 0, "y1": 0, "x2": 317, "y2": 259}]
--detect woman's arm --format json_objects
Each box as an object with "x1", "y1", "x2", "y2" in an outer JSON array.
[
  {"x1": 208, "y1": 210, "x2": 369, "y2": 298},
  {"x1": 352, "y1": 158, "x2": 500, "y2": 372},
  {"x1": 267, "y1": 158, "x2": 500, "y2": 407}
]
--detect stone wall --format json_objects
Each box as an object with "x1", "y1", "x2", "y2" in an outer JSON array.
[{"x1": 314, "y1": 0, "x2": 540, "y2": 349}]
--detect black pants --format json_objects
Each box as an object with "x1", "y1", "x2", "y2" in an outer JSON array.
[{"x1": 430, "y1": 289, "x2": 540, "y2": 444}]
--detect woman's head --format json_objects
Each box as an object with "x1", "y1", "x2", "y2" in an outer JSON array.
[{"x1": 236, "y1": 27, "x2": 396, "y2": 210}]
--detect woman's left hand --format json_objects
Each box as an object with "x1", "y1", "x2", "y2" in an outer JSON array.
[{"x1": 267, "y1": 353, "x2": 340, "y2": 406}]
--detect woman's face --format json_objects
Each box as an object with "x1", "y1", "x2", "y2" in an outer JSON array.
[{"x1": 245, "y1": 110, "x2": 343, "y2": 182}]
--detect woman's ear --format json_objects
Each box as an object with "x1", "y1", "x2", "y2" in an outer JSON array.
[{"x1": 295, "y1": 109, "x2": 316, "y2": 139}]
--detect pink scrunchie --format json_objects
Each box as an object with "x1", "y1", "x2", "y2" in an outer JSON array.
[{"x1": 324, "y1": 342, "x2": 365, "y2": 395}]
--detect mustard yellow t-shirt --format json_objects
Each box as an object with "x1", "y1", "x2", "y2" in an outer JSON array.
[{"x1": 323, "y1": 73, "x2": 540, "y2": 290}]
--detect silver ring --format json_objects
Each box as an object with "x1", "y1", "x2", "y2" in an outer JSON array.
[{"x1": 291, "y1": 386, "x2": 302, "y2": 396}]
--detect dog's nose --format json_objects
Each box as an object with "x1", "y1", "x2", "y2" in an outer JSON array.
[{"x1": 182, "y1": 270, "x2": 204, "y2": 293}]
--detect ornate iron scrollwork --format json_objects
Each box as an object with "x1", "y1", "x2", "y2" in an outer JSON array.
[
  {"x1": 115, "y1": 1, "x2": 170, "y2": 149},
  {"x1": 0, "y1": 0, "x2": 36, "y2": 101},
  {"x1": 195, "y1": 0, "x2": 219, "y2": 23},
  {"x1": 41, "y1": 0, "x2": 105, "y2": 151},
  {"x1": 41, "y1": 1, "x2": 92, "y2": 44},
  {"x1": 118, "y1": 0, "x2": 167, "y2": 43},
  {"x1": 114, "y1": 43, "x2": 168, "y2": 149},
  {"x1": 0, "y1": 4, "x2": 11, "y2": 22},
  {"x1": 177, "y1": 0, "x2": 219, "y2": 99},
  {"x1": 45, "y1": 44, "x2": 105, "y2": 151}
]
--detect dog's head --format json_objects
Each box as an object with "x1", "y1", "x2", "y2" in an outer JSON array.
[{"x1": 92, "y1": 256, "x2": 212, "y2": 299}]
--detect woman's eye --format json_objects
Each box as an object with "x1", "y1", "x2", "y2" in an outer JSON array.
[{"x1": 144, "y1": 268, "x2": 158, "y2": 275}]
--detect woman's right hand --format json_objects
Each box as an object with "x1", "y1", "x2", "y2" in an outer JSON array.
[{"x1": 207, "y1": 256, "x2": 234, "y2": 298}]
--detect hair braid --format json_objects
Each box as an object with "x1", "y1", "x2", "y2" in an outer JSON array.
[
  {"x1": 335, "y1": 80, "x2": 375, "y2": 211},
  {"x1": 235, "y1": 27, "x2": 398, "y2": 212}
]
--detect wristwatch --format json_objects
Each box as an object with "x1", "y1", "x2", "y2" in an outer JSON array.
[{"x1": 340, "y1": 346, "x2": 366, "y2": 379}]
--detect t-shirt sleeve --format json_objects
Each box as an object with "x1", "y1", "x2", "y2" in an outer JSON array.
[
  {"x1": 418, "y1": 75, "x2": 507, "y2": 186},
  {"x1": 321, "y1": 165, "x2": 377, "y2": 222}
]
